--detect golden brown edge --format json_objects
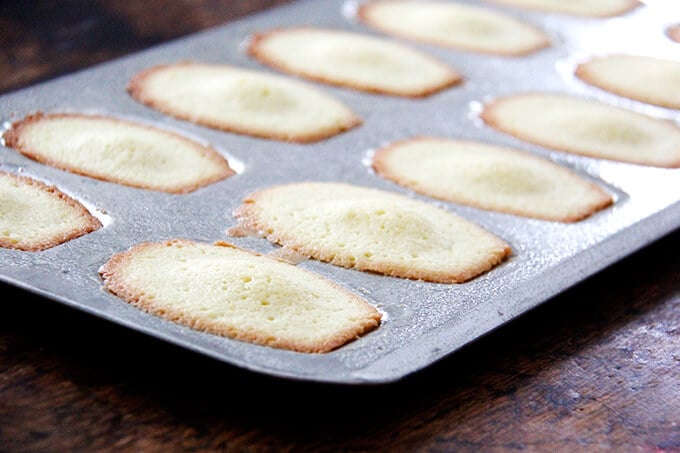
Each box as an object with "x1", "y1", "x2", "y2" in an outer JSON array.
[
  {"x1": 247, "y1": 27, "x2": 463, "y2": 98},
  {"x1": 127, "y1": 61, "x2": 362, "y2": 144},
  {"x1": 371, "y1": 136, "x2": 614, "y2": 223},
  {"x1": 3, "y1": 112, "x2": 236, "y2": 193},
  {"x1": 479, "y1": 93, "x2": 680, "y2": 169},
  {"x1": 668, "y1": 24, "x2": 680, "y2": 43},
  {"x1": 99, "y1": 239, "x2": 381, "y2": 354},
  {"x1": 0, "y1": 171, "x2": 102, "y2": 252},
  {"x1": 483, "y1": 0, "x2": 641, "y2": 18},
  {"x1": 356, "y1": 1, "x2": 551, "y2": 57},
  {"x1": 574, "y1": 55, "x2": 680, "y2": 110},
  {"x1": 232, "y1": 183, "x2": 512, "y2": 284}
]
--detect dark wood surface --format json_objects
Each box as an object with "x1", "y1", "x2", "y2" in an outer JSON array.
[{"x1": 1, "y1": 1, "x2": 679, "y2": 451}]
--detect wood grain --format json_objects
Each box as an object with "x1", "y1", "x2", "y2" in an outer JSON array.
[
  {"x1": 0, "y1": 0, "x2": 292, "y2": 95},
  {"x1": 1, "y1": 1, "x2": 679, "y2": 451},
  {"x1": 1, "y1": 232, "x2": 677, "y2": 451}
]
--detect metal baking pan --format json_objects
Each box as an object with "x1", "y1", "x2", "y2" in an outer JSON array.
[{"x1": 1, "y1": 0, "x2": 678, "y2": 384}]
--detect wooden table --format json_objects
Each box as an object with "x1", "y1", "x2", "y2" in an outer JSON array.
[{"x1": 1, "y1": 1, "x2": 678, "y2": 451}]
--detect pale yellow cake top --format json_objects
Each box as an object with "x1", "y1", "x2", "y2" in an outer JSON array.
[
  {"x1": 100, "y1": 239, "x2": 381, "y2": 353},
  {"x1": 0, "y1": 172, "x2": 101, "y2": 251},
  {"x1": 358, "y1": 0, "x2": 550, "y2": 56},
  {"x1": 233, "y1": 183, "x2": 511, "y2": 283},
  {"x1": 3, "y1": 113, "x2": 234, "y2": 193},
  {"x1": 576, "y1": 55, "x2": 680, "y2": 110},
  {"x1": 481, "y1": 93, "x2": 680, "y2": 168},
  {"x1": 248, "y1": 27, "x2": 462, "y2": 97},
  {"x1": 373, "y1": 137, "x2": 613, "y2": 222},
  {"x1": 128, "y1": 62, "x2": 361, "y2": 143},
  {"x1": 484, "y1": 0, "x2": 639, "y2": 17}
]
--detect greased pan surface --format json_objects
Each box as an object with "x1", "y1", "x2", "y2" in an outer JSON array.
[{"x1": 1, "y1": 0, "x2": 678, "y2": 383}]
